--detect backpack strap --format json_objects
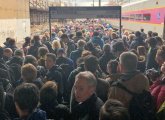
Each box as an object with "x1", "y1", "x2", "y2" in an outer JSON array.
[{"x1": 111, "y1": 80, "x2": 136, "y2": 96}]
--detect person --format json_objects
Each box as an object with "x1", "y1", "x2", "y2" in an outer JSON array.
[
  {"x1": 70, "y1": 71, "x2": 103, "y2": 120},
  {"x1": 21, "y1": 64, "x2": 43, "y2": 89},
  {"x1": 37, "y1": 47, "x2": 49, "y2": 68},
  {"x1": 111, "y1": 41, "x2": 125, "y2": 60},
  {"x1": 39, "y1": 81, "x2": 70, "y2": 120},
  {"x1": 23, "y1": 55, "x2": 46, "y2": 82},
  {"x1": 150, "y1": 62, "x2": 165, "y2": 110},
  {"x1": 56, "y1": 48, "x2": 74, "y2": 69},
  {"x1": 99, "y1": 99, "x2": 130, "y2": 120},
  {"x1": 130, "y1": 31, "x2": 146, "y2": 50},
  {"x1": 52, "y1": 40, "x2": 61, "y2": 55},
  {"x1": 108, "y1": 52, "x2": 149, "y2": 107},
  {"x1": 106, "y1": 60, "x2": 121, "y2": 85},
  {"x1": 3, "y1": 48, "x2": 13, "y2": 62},
  {"x1": 140, "y1": 28, "x2": 146, "y2": 39},
  {"x1": 27, "y1": 35, "x2": 44, "y2": 58},
  {"x1": 14, "y1": 83, "x2": 46, "y2": 120},
  {"x1": 99, "y1": 44, "x2": 115, "y2": 74},
  {"x1": 22, "y1": 37, "x2": 31, "y2": 55},
  {"x1": 85, "y1": 42, "x2": 102, "y2": 58},
  {"x1": 73, "y1": 31, "x2": 85, "y2": 43},
  {"x1": 156, "y1": 45, "x2": 165, "y2": 67},
  {"x1": 6, "y1": 38, "x2": 18, "y2": 53},
  {"x1": 84, "y1": 55, "x2": 110, "y2": 102},
  {"x1": 0, "y1": 82, "x2": 17, "y2": 120},
  {"x1": 45, "y1": 53, "x2": 63, "y2": 103},
  {"x1": 70, "y1": 40, "x2": 86, "y2": 67},
  {"x1": 60, "y1": 34, "x2": 75, "y2": 57},
  {"x1": 91, "y1": 31, "x2": 104, "y2": 49},
  {"x1": 146, "y1": 37, "x2": 159, "y2": 70}
]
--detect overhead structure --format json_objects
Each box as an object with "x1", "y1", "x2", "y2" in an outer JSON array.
[{"x1": 30, "y1": 0, "x2": 49, "y2": 25}]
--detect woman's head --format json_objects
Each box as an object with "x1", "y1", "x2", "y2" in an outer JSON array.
[{"x1": 52, "y1": 40, "x2": 61, "y2": 49}]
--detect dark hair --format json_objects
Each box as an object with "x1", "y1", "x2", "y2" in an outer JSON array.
[
  {"x1": 103, "y1": 44, "x2": 111, "y2": 54},
  {"x1": 25, "y1": 37, "x2": 31, "y2": 43},
  {"x1": 135, "y1": 31, "x2": 141, "y2": 37},
  {"x1": 76, "y1": 31, "x2": 82, "y2": 37},
  {"x1": 61, "y1": 34, "x2": 68, "y2": 39},
  {"x1": 46, "y1": 53, "x2": 56, "y2": 62},
  {"x1": 112, "y1": 41, "x2": 125, "y2": 53},
  {"x1": 156, "y1": 45, "x2": 165, "y2": 61},
  {"x1": 93, "y1": 31, "x2": 99, "y2": 36},
  {"x1": 148, "y1": 37, "x2": 157, "y2": 47},
  {"x1": 33, "y1": 35, "x2": 40, "y2": 42},
  {"x1": 38, "y1": 47, "x2": 49, "y2": 57},
  {"x1": 40, "y1": 81, "x2": 58, "y2": 105},
  {"x1": 140, "y1": 29, "x2": 144, "y2": 32},
  {"x1": 100, "y1": 99, "x2": 130, "y2": 120},
  {"x1": 155, "y1": 36, "x2": 163, "y2": 45},
  {"x1": 21, "y1": 64, "x2": 37, "y2": 82},
  {"x1": 14, "y1": 83, "x2": 39, "y2": 113},
  {"x1": 148, "y1": 31, "x2": 152, "y2": 37},
  {"x1": 84, "y1": 55, "x2": 98, "y2": 73},
  {"x1": 24, "y1": 55, "x2": 38, "y2": 67},
  {"x1": 14, "y1": 49, "x2": 24, "y2": 57},
  {"x1": 107, "y1": 60, "x2": 119, "y2": 74},
  {"x1": 8, "y1": 38, "x2": 16, "y2": 46},
  {"x1": 152, "y1": 32, "x2": 158, "y2": 37}
]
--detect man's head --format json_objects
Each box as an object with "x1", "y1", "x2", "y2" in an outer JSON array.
[
  {"x1": 74, "y1": 71, "x2": 97, "y2": 102},
  {"x1": 3, "y1": 48, "x2": 13, "y2": 58},
  {"x1": 14, "y1": 83, "x2": 39, "y2": 117},
  {"x1": 14, "y1": 49, "x2": 24, "y2": 58},
  {"x1": 61, "y1": 34, "x2": 69, "y2": 43},
  {"x1": 103, "y1": 44, "x2": 111, "y2": 54},
  {"x1": 77, "y1": 40, "x2": 86, "y2": 49},
  {"x1": 21, "y1": 64, "x2": 37, "y2": 82},
  {"x1": 45, "y1": 53, "x2": 56, "y2": 69},
  {"x1": 84, "y1": 55, "x2": 99, "y2": 74},
  {"x1": 119, "y1": 52, "x2": 138, "y2": 73},
  {"x1": 135, "y1": 31, "x2": 141, "y2": 37},
  {"x1": 148, "y1": 37, "x2": 157, "y2": 48},
  {"x1": 57, "y1": 48, "x2": 65, "y2": 57},
  {"x1": 24, "y1": 55, "x2": 38, "y2": 67},
  {"x1": 40, "y1": 81, "x2": 58, "y2": 105},
  {"x1": 112, "y1": 41, "x2": 125, "y2": 57},
  {"x1": 38, "y1": 47, "x2": 49, "y2": 58},
  {"x1": 99, "y1": 99, "x2": 130, "y2": 120}
]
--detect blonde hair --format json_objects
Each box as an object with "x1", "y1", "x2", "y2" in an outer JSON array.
[
  {"x1": 52, "y1": 40, "x2": 61, "y2": 49},
  {"x1": 58, "y1": 31, "x2": 63, "y2": 38}
]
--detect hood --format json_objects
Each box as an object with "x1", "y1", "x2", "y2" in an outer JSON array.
[{"x1": 28, "y1": 109, "x2": 46, "y2": 120}]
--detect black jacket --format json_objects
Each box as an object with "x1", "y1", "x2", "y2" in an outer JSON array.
[
  {"x1": 71, "y1": 94, "x2": 103, "y2": 120},
  {"x1": 45, "y1": 65, "x2": 63, "y2": 103},
  {"x1": 40, "y1": 101, "x2": 70, "y2": 120}
]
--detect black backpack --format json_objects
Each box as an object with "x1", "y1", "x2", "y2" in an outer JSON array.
[{"x1": 112, "y1": 80, "x2": 157, "y2": 120}]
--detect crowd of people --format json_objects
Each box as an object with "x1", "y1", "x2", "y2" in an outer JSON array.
[{"x1": 0, "y1": 19, "x2": 164, "y2": 120}]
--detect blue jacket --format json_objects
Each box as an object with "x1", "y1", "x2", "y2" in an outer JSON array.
[{"x1": 91, "y1": 36, "x2": 104, "y2": 49}]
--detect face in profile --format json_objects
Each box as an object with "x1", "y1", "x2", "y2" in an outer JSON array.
[{"x1": 74, "y1": 78, "x2": 95, "y2": 103}]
